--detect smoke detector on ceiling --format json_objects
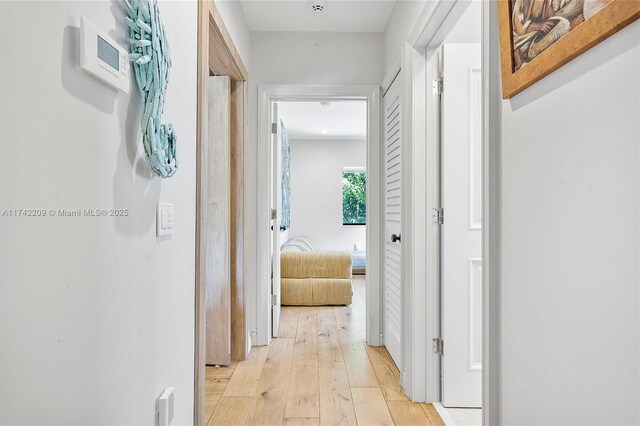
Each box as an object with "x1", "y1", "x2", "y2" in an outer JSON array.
[{"x1": 310, "y1": 1, "x2": 325, "y2": 12}]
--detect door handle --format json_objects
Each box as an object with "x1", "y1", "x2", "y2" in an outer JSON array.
[{"x1": 391, "y1": 233, "x2": 401, "y2": 243}]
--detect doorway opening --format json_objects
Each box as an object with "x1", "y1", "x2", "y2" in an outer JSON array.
[
  {"x1": 270, "y1": 100, "x2": 368, "y2": 341},
  {"x1": 272, "y1": 98, "x2": 373, "y2": 369},
  {"x1": 195, "y1": 1, "x2": 249, "y2": 424},
  {"x1": 256, "y1": 85, "x2": 384, "y2": 356}
]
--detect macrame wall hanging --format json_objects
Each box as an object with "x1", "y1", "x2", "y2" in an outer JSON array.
[{"x1": 123, "y1": 0, "x2": 177, "y2": 178}]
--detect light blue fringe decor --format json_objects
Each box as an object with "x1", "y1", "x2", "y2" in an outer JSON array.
[{"x1": 123, "y1": 0, "x2": 177, "y2": 178}]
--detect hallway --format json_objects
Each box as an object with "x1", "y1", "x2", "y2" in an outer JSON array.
[{"x1": 204, "y1": 278, "x2": 444, "y2": 425}]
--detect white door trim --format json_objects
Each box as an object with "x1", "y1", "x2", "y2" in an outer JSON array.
[
  {"x1": 382, "y1": 56, "x2": 401, "y2": 96},
  {"x1": 417, "y1": 0, "x2": 475, "y2": 406},
  {"x1": 255, "y1": 84, "x2": 383, "y2": 348},
  {"x1": 481, "y1": 2, "x2": 503, "y2": 423},
  {"x1": 406, "y1": 0, "x2": 502, "y2": 421}
]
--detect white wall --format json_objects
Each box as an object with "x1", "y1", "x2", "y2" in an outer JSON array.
[
  {"x1": 383, "y1": 0, "x2": 427, "y2": 75},
  {"x1": 247, "y1": 31, "x2": 384, "y2": 342},
  {"x1": 499, "y1": 20, "x2": 640, "y2": 424},
  {"x1": 288, "y1": 139, "x2": 366, "y2": 251},
  {"x1": 215, "y1": 0, "x2": 251, "y2": 69},
  {"x1": 444, "y1": 0, "x2": 481, "y2": 44},
  {"x1": 250, "y1": 31, "x2": 384, "y2": 85},
  {"x1": 0, "y1": 1, "x2": 197, "y2": 423}
]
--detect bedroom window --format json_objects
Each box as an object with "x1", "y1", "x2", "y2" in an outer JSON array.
[{"x1": 342, "y1": 168, "x2": 366, "y2": 225}]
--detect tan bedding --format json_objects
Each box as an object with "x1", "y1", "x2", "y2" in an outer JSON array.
[{"x1": 280, "y1": 251, "x2": 353, "y2": 306}]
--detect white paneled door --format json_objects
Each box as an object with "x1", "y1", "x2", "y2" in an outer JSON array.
[
  {"x1": 271, "y1": 103, "x2": 282, "y2": 338},
  {"x1": 442, "y1": 43, "x2": 482, "y2": 408},
  {"x1": 383, "y1": 75, "x2": 402, "y2": 369}
]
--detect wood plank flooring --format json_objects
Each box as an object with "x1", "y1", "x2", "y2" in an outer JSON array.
[{"x1": 205, "y1": 277, "x2": 444, "y2": 425}]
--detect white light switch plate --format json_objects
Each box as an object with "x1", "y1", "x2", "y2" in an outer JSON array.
[{"x1": 156, "y1": 203, "x2": 174, "y2": 237}]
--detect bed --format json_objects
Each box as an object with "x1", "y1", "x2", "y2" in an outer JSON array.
[{"x1": 351, "y1": 250, "x2": 366, "y2": 275}]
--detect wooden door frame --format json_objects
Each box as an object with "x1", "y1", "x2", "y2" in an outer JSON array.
[{"x1": 195, "y1": 1, "x2": 249, "y2": 424}]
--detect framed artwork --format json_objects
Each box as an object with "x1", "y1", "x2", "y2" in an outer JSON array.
[
  {"x1": 280, "y1": 120, "x2": 291, "y2": 230},
  {"x1": 498, "y1": 0, "x2": 640, "y2": 98}
]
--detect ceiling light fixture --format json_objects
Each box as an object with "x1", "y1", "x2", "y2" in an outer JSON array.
[
  {"x1": 320, "y1": 129, "x2": 328, "y2": 135},
  {"x1": 310, "y1": 1, "x2": 325, "y2": 12}
]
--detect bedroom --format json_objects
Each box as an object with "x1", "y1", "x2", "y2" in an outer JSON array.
[
  {"x1": 279, "y1": 100, "x2": 367, "y2": 273},
  {"x1": 277, "y1": 99, "x2": 368, "y2": 307}
]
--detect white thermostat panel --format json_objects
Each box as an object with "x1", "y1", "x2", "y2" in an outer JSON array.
[{"x1": 80, "y1": 17, "x2": 130, "y2": 93}]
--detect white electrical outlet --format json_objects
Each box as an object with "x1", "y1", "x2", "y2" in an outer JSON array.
[
  {"x1": 156, "y1": 203, "x2": 174, "y2": 237},
  {"x1": 157, "y1": 387, "x2": 175, "y2": 426}
]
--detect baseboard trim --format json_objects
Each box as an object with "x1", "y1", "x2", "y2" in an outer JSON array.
[
  {"x1": 433, "y1": 402, "x2": 456, "y2": 426},
  {"x1": 248, "y1": 330, "x2": 257, "y2": 355}
]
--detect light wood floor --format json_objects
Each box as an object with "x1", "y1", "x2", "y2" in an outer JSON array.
[{"x1": 205, "y1": 277, "x2": 444, "y2": 426}]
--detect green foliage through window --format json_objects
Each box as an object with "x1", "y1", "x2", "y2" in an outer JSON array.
[{"x1": 342, "y1": 171, "x2": 366, "y2": 225}]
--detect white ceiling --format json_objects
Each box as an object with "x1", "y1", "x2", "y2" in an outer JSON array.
[
  {"x1": 278, "y1": 101, "x2": 367, "y2": 140},
  {"x1": 239, "y1": 1, "x2": 396, "y2": 32}
]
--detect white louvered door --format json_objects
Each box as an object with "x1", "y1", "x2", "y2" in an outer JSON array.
[{"x1": 383, "y1": 75, "x2": 402, "y2": 369}]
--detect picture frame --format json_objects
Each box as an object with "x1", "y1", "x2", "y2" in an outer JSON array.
[
  {"x1": 280, "y1": 120, "x2": 292, "y2": 230},
  {"x1": 498, "y1": 0, "x2": 640, "y2": 98}
]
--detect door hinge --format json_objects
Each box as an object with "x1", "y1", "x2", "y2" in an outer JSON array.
[
  {"x1": 432, "y1": 207, "x2": 444, "y2": 225},
  {"x1": 432, "y1": 78, "x2": 443, "y2": 95},
  {"x1": 433, "y1": 337, "x2": 444, "y2": 356},
  {"x1": 271, "y1": 294, "x2": 277, "y2": 306},
  {"x1": 271, "y1": 122, "x2": 278, "y2": 134},
  {"x1": 271, "y1": 208, "x2": 277, "y2": 220}
]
